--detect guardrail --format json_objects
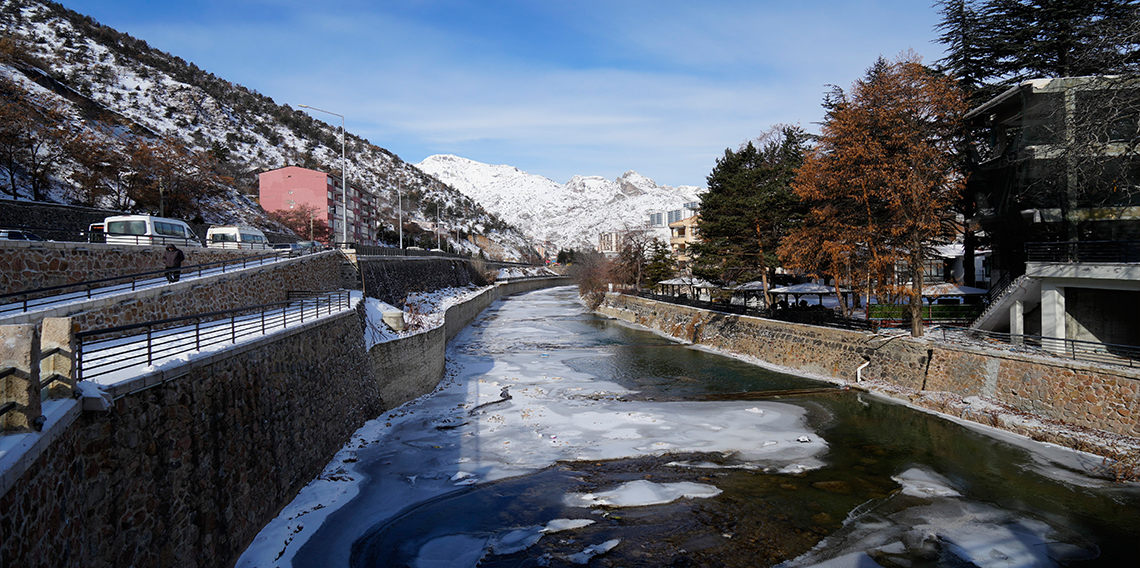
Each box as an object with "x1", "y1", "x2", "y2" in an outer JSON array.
[
  {"x1": 1026, "y1": 240, "x2": 1140, "y2": 263},
  {"x1": 75, "y1": 290, "x2": 352, "y2": 383},
  {"x1": 962, "y1": 328, "x2": 1140, "y2": 368},
  {"x1": 0, "y1": 250, "x2": 312, "y2": 318}
]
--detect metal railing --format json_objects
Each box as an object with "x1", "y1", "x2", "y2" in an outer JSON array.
[
  {"x1": 75, "y1": 290, "x2": 351, "y2": 383},
  {"x1": 1026, "y1": 240, "x2": 1140, "y2": 263},
  {"x1": 0, "y1": 251, "x2": 301, "y2": 317},
  {"x1": 963, "y1": 328, "x2": 1140, "y2": 368}
]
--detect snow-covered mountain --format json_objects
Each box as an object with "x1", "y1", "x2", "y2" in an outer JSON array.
[{"x1": 417, "y1": 155, "x2": 703, "y2": 251}]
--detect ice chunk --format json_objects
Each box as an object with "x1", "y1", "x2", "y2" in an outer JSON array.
[
  {"x1": 542, "y1": 518, "x2": 595, "y2": 533},
  {"x1": 564, "y1": 480, "x2": 722, "y2": 508},
  {"x1": 892, "y1": 467, "x2": 961, "y2": 498},
  {"x1": 567, "y1": 539, "x2": 621, "y2": 564}
]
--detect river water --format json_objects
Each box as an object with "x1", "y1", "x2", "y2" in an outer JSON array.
[{"x1": 286, "y1": 287, "x2": 1138, "y2": 568}]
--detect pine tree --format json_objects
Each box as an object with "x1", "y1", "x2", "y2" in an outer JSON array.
[{"x1": 693, "y1": 125, "x2": 809, "y2": 304}]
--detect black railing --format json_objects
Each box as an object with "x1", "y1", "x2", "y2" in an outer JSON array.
[
  {"x1": 1026, "y1": 240, "x2": 1140, "y2": 263},
  {"x1": 75, "y1": 290, "x2": 351, "y2": 383},
  {"x1": 0, "y1": 251, "x2": 305, "y2": 317},
  {"x1": 964, "y1": 329, "x2": 1139, "y2": 368}
]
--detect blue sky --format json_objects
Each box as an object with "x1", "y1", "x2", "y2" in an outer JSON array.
[{"x1": 61, "y1": 0, "x2": 947, "y2": 188}]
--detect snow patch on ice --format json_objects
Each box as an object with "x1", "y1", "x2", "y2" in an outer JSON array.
[{"x1": 564, "y1": 480, "x2": 722, "y2": 508}]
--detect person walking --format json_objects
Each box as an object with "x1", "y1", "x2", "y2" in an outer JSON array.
[{"x1": 163, "y1": 244, "x2": 185, "y2": 283}]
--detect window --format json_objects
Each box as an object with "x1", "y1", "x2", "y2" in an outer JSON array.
[{"x1": 108, "y1": 220, "x2": 147, "y2": 235}]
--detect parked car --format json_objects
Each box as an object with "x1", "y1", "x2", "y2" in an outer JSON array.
[
  {"x1": 0, "y1": 229, "x2": 45, "y2": 241},
  {"x1": 102, "y1": 215, "x2": 202, "y2": 247},
  {"x1": 272, "y1": 242, "x2": 304, "y2": 256},
  {"x1": 206, "y1": 226, "x2": 271, "y2": 250}
]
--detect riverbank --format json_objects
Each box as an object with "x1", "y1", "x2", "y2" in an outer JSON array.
[{"x1": 596, "y1": 292, "x2": 1140, "y2": 481}]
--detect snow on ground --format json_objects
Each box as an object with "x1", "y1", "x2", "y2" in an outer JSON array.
[
  {"x1": 359, "y1": 284, "x2": 491, "y2": 347},
  {"x1": 495, "y1": 266, "x2": 559, "y2": 280},
  {"x1": 237, "y1": 288, "x2": 829, "y2": 568}
]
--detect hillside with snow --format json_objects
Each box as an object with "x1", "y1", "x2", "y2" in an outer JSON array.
[
  {"x1": 0, "y1": 0, "x2": 535, "y2": 261},
  {"x1": 417, "y1": 155, "x2": 703, "y2": 251}
]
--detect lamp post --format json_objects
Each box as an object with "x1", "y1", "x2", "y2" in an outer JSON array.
[
  {"x1": 396, "y1": 179, "x2": 403, "y2": 249},
  {"x1": 297, "y1": 104, "x2": 347, "y2": 245}
]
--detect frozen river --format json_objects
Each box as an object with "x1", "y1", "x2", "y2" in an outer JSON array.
[{"x1": 239, "y1": 286, "x2": 1139, "y2": 568}]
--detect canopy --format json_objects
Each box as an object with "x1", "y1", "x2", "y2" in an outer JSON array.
[
  {"x1": 768, "y1": 283, "x2": 839, "y2": 295},
  {"x1": 920, "y1": 283, "x2": 989, "y2": 297},
  {"x1": 657, "y1": 276, "x2": 715, "y2": 288},
  {"x1": 731, "y1": 281, "x2": 768, "y2": 292}
]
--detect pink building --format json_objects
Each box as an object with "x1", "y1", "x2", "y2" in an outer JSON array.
[{"x1": 258, "y1": 166, "x2": 379, "y2": 245}]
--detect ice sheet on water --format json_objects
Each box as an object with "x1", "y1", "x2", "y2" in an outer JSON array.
[
  {"x1": 541, "y1": 518, "x2": 595, "y2": 533},
  {"x1": 780, "y1": 466, "x2": 1099, "y2": 568},
  {"x1": 413, "y1": 534, "x2": 488, "y2": 568},
  {"x1": 564, "y1": 480, "x2": 722, "y2": 508}
]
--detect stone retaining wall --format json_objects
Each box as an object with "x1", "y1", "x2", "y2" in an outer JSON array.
[
  {"x1": 0, "y1": 239, "x2": 271, "y2": 296},
  {"x1": 0, "y1": 251, "x2": 345, "y2": 332},
  {"x1": 599, "y1": 293, "x2": 1140, "y2": 437},
  {"x1": 0, "y1": 307, "x2": 378, "y2": 568},
  {"x1": 357, "y1": 256, "x2": 489, "y2": 307}
]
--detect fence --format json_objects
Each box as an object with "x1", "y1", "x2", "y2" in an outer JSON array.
[
  {"x1": 75, "y1": 290, "x2": 352, "y2": 383},
  {"x1": 868, "y1": 303, "x2": 984, "y2": 324},
  {"x1": 963, "y1": 328, "x2": 1140, "y2": 369},
  {"x1": 0, "y1": 251, "x2": 309, "y2": 318}
]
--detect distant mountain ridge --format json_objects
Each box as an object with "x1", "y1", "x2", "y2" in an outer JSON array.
[{"x1": 417, "y1": 155, "x2": 703, "y2": 250}]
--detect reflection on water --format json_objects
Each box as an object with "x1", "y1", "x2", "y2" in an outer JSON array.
[{"x1": 341, "y1": 288, "x2": 1138, "y2": 567}]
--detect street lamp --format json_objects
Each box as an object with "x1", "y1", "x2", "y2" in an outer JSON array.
[
  {"x1": 396, "y1": 179, "x2": 403, "y2": 249},
  {"x1": 297, "y1": 104, "x2": 347, "y2": 245}
]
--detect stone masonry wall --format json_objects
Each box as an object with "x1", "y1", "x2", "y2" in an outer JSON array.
[
  {"x1": 599, "y1": 293, "x2": 1140, "y2": 437},
  {"x1": 358, "y1": 257, "x2": 488, "y2": 308},
  {"x1": 0, "y1": 307, "x2": 379, "y2": 568},
  {"x1": 0, "y1": 239, "x2": 272, "y2": 296},
  {"x1": 1, "y1": 251, "x2": 346, "y2": 332}
]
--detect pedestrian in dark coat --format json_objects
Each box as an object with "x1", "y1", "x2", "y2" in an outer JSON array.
[{"x1": 163, "y1": 244, "x2": 185, "y2": 282}]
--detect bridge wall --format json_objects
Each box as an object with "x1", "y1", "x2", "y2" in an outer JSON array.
[
  {"x1": 0, "y1": 305, "x2": 378, "y2": 568},
  {"x1": 598, "y1": 293, "x2": 1140, "y2": 438}
]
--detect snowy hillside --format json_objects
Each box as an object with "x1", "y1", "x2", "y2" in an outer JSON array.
[
  {"x1": 0, "y1": 0, "x2": 535, "y2": 260},
  {"x1": 417, "y1": 155, "x2": 703, "y2": 251}
]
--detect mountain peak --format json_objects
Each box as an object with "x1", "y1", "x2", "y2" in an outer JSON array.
[{"x1": 418, "y1": 156, "x2": 703, "y2": 250}]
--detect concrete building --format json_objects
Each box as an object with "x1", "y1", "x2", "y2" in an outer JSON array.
[
  {"x1": 258, "y1": 166, "x2": 380, "y2": 246},
  {"x1": 668, "y1": 214, "x2": 700, "y2": 268},
  {"x1": 966, "y1": 77, "x2": 1140, "y2": 350}
]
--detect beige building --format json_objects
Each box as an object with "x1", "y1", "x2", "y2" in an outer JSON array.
[{"x1": 669, "y1": 215, "x2": 700, "y2": 267}]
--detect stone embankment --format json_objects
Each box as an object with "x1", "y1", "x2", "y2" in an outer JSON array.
[{"x1": 597, "y1": 293, "x2": 1140, "y2": 460}]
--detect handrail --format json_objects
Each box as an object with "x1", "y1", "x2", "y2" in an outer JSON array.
[
  {"x1": 75, "y1": 290, "x2": 352, "y2": 383},
  {"x1": 1025, "y1": 240, "x2": 1140, "y2": 263},
  {"x1": 963, "y1": 328, "x2": 1139, "y2": 369},
  {"x1": 0, "y1": 250, "x2": 309, "y2": 317}
]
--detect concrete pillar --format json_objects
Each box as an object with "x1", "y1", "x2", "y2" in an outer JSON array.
[
  {"x1": 1041, "y1": 282, "x2": 1067, "y2": 354},
  {"x1": 0, "y1": 324, "x2": 42, "y2": 433},
  {"x1": 1009, "y1": 300, "x2": 1024, "y2": 346},
  {"x1": 39, "y1": 317, "x2": 77, "y2": 399}
]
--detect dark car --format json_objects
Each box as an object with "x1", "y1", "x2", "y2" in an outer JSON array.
[{"x1": 0, "y1": 229, "x2": 45, "y2": 241}]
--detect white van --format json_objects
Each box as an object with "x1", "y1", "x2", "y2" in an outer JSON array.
[
  {"x1": 103, "y1": 215, "x2": 202, "y2": 247},
  {"x1": 206, "y1": 226, "x2": 270, "y2": 250}
]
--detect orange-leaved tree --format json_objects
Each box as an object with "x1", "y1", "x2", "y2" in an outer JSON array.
[{"x1": 779, "y1": 52, "x2": 966, "y2": 336}]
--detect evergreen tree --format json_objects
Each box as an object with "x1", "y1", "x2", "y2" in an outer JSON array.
[
  {"x1": 693, "y1": 125, "x2": 810, "y2": 303},
  {"x1": 935, "y1": 0, "x2": 1140, "y2": 95},
  {"x1": 643, "y1": 240, "x2": 674, "y2": 287}
]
